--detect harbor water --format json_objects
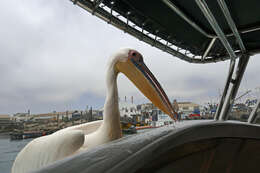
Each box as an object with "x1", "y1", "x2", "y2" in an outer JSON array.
[{"x1": 0, "y1": 135, "x2": 32, "y2": 173}]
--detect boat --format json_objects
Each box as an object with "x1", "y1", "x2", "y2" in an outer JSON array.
[
  {"x1": 122, "y1": 125, "x2": 137, "y2": 135},
  {"x1": 35, "y1": 0, "x2": 260, "y2": 172},
  {"x1": 10, "y1": 130, "x2": 57, "y2": 140}
]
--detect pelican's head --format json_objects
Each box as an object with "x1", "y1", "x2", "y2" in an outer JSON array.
[{"x1": 113, "y1": 48, "x2": 177, "y2": 120}]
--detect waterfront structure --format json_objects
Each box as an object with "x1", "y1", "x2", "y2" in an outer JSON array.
[
  {"x1": 138, "y1": 101, "x2": 201, "y2": 122},
  {"x1": 100, "y1": 99, "x2": 185, "y2": 125},
  {"x1": 0, "y1": 114, "x2": 11, "y2": 121},
  {"x1": 32, "y1": 111, "x2": 87, "y2": 122},
  {"x1": 150, "y1": 109, "x2": 174, "y2": 127},
  {"x1": 172, "y1": 99, "x2": 179, "y2": 113},
  {"x1": 13, "y1": 113, "x2": 31, "y2": 122},
  {"x1": 33, "y1": 111, "x2": 71, "y2": 122},
  {"x1": 0, "y1": 114, "x2": 13, "y2": 131},
  {"x1": 119, "y1": 101, "x2": 140, "y2": 118},
  {"x1": 99, "y1": 98, "x2": 147, "y2": 125},
  {"x1": 33, "y1": 113, "x2": 58, "y2": 122},
  {"x1": 139, "y1": 102, "x2": 157, "y2": 111},
  {"x1": 11, "y1": 109, "x2": 97, "y2": 125},
  {"x1": 178, "y1": 102, "x2": 200, "y2": 115},
  {"x1": 100, "y1": 98, "x2": 141, "y2": 119}
]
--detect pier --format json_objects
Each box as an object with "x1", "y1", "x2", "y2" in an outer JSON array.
[{"x1": 10, "y1": 130, "x2": 56, "y2": 140}]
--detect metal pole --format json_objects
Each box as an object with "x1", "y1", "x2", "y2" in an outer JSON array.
[
  {"x1": 248, "y1": 99, "x2": 260, "y2": 124},
  {"x1": 162, "y1": 0, "x2": 215, "y2": 38},
  {"x1": 214, "y1": 59, "x2": 235, "y2": 120},
  {"x1": 202, "y1": 38, "x2": 216, "y2": 60},
  {"x1": 195, "y1": 0, "x2": 236, "y2": 60},
  {"x1": 217, "y1": 0, "x2": 246, "y2": 52},
  {"x1": 162, "y1": 0, "x2": 260, "y2": 39},
  {"x1": 219, "y1": 54, "x2": 250, "y2": 120}
]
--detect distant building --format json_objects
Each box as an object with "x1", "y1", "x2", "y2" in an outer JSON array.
[
  {"x1": 119, "y1": 101, "x2": 141, "y2": 118},
  {"x1": 13, "y1": 113, "x2": 30, "y2": 122},
  {"x1": 33, "y1": 111, "x2": 76, "y2": 122},
  {"x1": 137, "y1": 101, "x2": 201, "y2": 124},
  {"x1": 177, "y1": 102, "x2": 200, "y2": 114},
  {"x1": 172, "y1": 99, "x2": 179, "y2": 112},
  {"x1": 99, "y1": 100, "x2": 141, "y2": 118},
  {"x1": 0, "y1": 114, "x2": 13, "y2": 131},
  {"x1": 33, "y1": 113, "x2": 58, "y2": 122},
  {"x1": 92, "y1": 109, "x2": 103, "y2": 120},
  {"x1": 150, "y1": 109, "x2": 174, "y2": 127},
  {"x1": 140, "y1": 103, "x2": 156, "y2": 111}
]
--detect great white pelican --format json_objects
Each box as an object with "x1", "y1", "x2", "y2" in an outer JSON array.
[{"x1": 12, "y1": 48, "x2": 176, "y2": 173}]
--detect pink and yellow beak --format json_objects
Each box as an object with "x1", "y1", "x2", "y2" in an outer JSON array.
[{"x1": 116, "y1": 50, "x2": 177, "y2": 121}]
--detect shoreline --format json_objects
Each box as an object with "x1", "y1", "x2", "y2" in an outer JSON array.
[{"x1": 0, "y1": 132, "x2": 11, "y2": 138}]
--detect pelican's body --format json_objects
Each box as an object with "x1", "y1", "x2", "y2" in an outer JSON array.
[{"x1": 12, "y1": 48, "x2": 176, "y2": 173}]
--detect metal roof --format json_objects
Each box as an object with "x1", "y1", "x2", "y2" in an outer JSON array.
[{"x1": 71, "y1": 0, "x2": 260, "y2": 64}]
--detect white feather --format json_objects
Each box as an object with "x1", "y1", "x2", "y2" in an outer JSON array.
[{"x1": 11, "y1": 49, "x2": 131, "y2": 173}]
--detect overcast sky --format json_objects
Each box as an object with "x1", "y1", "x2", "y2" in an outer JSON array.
[{"x1": 1, "y1": 0, "x2": 260, "y2": 114}]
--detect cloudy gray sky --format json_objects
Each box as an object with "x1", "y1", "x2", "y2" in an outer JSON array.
[{"x1": 1, "y1": 0, "x2": 260, "y2": 114}]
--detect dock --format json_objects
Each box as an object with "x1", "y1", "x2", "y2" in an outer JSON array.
[{"x1": 10, "y1": 130, "x2": 57, "y2": 140}]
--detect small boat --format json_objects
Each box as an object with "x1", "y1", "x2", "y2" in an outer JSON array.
[
  {"x1": 10, "y1": 130, "x2": 55, "y2": 140},
  {"x1": 122, "y1": 126, "x2": 137, "y2": 134}
]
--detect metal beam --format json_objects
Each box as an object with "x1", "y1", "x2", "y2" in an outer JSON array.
[
  {"x1": 240, "y1": 26, "x2": 260, "y2": 35},
  {"x1": 163, "y1": 0, "x2": 260, "y2": 40},
  {"x1": 248, "y1": 99, "x2": 260, "y2": 124},
  {"x1": 195, "y1": 0, "x2": 236, "y2": 60},
  {"x1": 217, "y1": 0, "x2": 246, "y2": 52},
  {"x1": 214, "y1": 59, "x2": 236, "y2": 120},
  {"x1": 202, "y1": 37, "x2": 216, "y2": 60},
  {"x1": 162, "y1": 0, "x2": 215, "y2": 38},
  {"x1": 219, "y1": 54, "x2": 250, "y2": 120}
]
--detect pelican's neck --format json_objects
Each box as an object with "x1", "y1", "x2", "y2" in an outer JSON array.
[{"x1": 101, "y1": 63, "x2": 121, "y2": 135}]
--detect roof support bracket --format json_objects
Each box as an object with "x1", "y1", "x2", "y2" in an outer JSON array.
[
  {"x1": 162, "y1": 0, "x2": 214, "y2": 38},
  {"x1": 214, "y1": 59, "x2": 236, "y2": 120},
  {"x1": 248, "y1": 99, "x2": 260, "y2": 124},
  {"x1": 195, "y1": 0, "x2": 250, "y2": 120},
  {"x1": 218, "y1": 54, "x2": 250, "y2": 121},
  {"x1": 202, "y1": 37, "x2": 216, "y2": 60},
  {"x1": 217, "y1": 0, "x2": 246, "y2": 52},
  {"x1": 195, "y1": 0, "x2": 236, "y2": 60}
]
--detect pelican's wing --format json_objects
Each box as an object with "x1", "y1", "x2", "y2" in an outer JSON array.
[
  {"x1": 12, "y1": 120, "x2": 103, "y2": 173},
  {"x1": 61, "y1": 120, "x2": 103, "y2": 135},
  {"x1": 12, "y1": 130, "x2": 84, "y2": 173}
]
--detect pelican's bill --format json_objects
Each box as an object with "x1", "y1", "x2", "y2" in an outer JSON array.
[{"x1": 116, "y1": 59, "x2": 177, "y2": 121}]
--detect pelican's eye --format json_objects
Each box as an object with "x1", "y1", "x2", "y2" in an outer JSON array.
[
  {"x1": 130, "y1": 51, "x2": 137, "y2": 58},
  {"x1": 129, "y1": 50, "x2": 143, "y2": 64}
]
